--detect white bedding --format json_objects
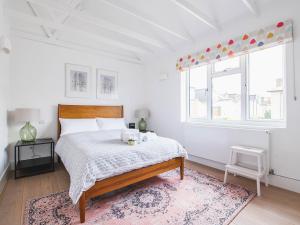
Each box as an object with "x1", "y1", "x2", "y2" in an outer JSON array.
[{"x1": 55, "y1": 130, "x2": 188, "y2": 204}]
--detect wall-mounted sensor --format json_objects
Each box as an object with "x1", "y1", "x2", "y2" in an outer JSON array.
[{"x1": 0, "y1": 36, "x2": 12, "y2": 54}]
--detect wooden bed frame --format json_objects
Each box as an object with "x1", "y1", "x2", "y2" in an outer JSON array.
[{"x1": 57, "y1": 104, "x2": 184, "y2": 223}]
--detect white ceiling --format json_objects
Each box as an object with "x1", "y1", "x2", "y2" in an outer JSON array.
[{"x1": 4, "y1": 0, "x2": 272, "y2": 63}]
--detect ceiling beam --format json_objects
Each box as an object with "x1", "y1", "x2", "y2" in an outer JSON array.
[
  {"x1": 240, "y1": 0, "x2": 259, "y2": 15},
  {"x1": 51, "y1": 0, "x2": 83, "y2": 39},
  {"x1": 27, "y1": 0, "x2": 75, "y2": 13},
  {"x1": 26, "y1": 0, "x2": 166, "y2": 48},
  {"x1": 172, "y1": 5, "x2": 196, "y2": 43},
  {"x1": 26, "y1": 1, "x2": 53, "y2": 38},
  {"x1": 7, "y1": 9, "x2": 151, "y2": 55},
  {"x1": 60, "y1": 0, "x2": 83, "y2": 25},
  {"x1": 169, "y1": 0, "x2": 219, "y2": 30},
  {"x1": 11, "y1": 28, "x2": 142, "y2": 64},
  {"x1": 100, "y1": 0, "x2": 189, "y2": 41},
  {"x1": 82, "y1": 14, "x2": 166, "y2": 48}
]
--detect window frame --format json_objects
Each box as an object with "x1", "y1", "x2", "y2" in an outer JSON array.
[
  {"x1": 188, "y1": 65, "x2": 208, "y2": 120},
  {"x1": 184, "y1": 45, "x2": 287, "y2": 128}
]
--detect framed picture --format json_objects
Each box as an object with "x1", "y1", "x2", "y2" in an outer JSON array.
[
  {"x1": 97, "y1": 69, "x2": 118, "y2": 99},
  {"x1": 65, "y1": 64, "x2": 93, "y2": 98}
]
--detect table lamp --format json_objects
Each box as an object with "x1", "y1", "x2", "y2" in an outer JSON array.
[
  {"x1": 135, "y1": 108, "x2": 150, "y2": 132},
  {"x1": 15, "y1": 108, "x2": 40, "y2": 142}
]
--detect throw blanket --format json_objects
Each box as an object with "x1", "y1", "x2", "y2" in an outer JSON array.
[
  {"x1": 55, "y1": 130, "x2": 187, "y2": 204},
  {"x1": 140, "y1": 132, "x2": 157, "y2": 142}
]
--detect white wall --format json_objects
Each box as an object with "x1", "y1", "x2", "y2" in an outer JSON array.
[
  {"x1": 0, "y1": 0, "x2": 10, "y2": 184},
  {"x1": 145, "y1": 1, "x2": 300, "y2": 192},
  {"x1": 3, "y1": 0, "x2": 300, "y2": 193},
  {"x1": 8, "y1": 37, "x2": 146, "y2": 163}
]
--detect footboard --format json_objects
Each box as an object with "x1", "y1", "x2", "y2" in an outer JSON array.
[{"x1": 79, "y1": 157, "x2": 185, "y2": 223}]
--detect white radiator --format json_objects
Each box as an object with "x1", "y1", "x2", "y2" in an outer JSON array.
[{"x1": 183, "y1": 124, "x2": 270, "y2": 168}]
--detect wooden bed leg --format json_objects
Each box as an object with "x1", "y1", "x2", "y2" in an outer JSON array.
[
  {"x1": 180, "y1": 157, "x2": 184, "y2": 180},
  {"x1": 79, "y1": 192, "x2": 86, "y2": 223}
]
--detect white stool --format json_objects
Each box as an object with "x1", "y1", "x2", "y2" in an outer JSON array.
[{"x1": 224, "y1": 145, "x2": 269, "y2": 196}]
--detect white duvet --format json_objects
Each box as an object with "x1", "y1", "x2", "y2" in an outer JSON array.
[{"x1": 55, "y1": 130, "x2": 188, "y2": 204}]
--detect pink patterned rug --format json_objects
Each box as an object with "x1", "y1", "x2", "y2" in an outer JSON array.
[{"x1": 23, "y1": 169, "x2": 255, "y2": 225}]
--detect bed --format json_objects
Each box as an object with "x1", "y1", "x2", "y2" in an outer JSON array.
[{"x1": 55, "y1": 104, "x2": 187, "y2": 223}]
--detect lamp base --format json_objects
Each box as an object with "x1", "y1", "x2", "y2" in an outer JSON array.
[
  {"x1": 138, "y1": 118, "x2": 147, "y2": 132},
  {"x1": 20, "y1": 122, "x2": 37, "y2": 142}
]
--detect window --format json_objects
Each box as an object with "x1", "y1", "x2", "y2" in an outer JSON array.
[
  {"x1": 189, "y1": 65, "x2": 207, "y2": 119},
  {"x1": 248, "y1": 46, "x2": 285, "y2": 120},
  {"x1": 212, "y1": 74, "x2": 241, "y2": 120},
  {"x1": 185, "y1": 45, "x2": 286, "y2": 125},
  {"x1": 214, "y1": 57, "x2": 240, "y2": 73}
]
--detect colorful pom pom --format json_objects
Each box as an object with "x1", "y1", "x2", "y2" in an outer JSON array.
[{"x1": 277, "y1": 22, "x2": 284, "y2": 28}]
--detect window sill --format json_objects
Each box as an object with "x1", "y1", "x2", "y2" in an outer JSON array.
[{"x1": 183, "y1": 120, "x2": 286, "y2": 130}]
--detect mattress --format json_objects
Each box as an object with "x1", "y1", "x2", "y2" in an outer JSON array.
[{"x1": 55, "y1": 130, "x2": 187, "y2": 203}]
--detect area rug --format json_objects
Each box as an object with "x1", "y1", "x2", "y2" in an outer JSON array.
[{"x1": 23, "y1": 168, "x2": 255, "y2": 225}]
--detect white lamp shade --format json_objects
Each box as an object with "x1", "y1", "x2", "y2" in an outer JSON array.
[
  {"x1": 15, "y1": 108, "x2": 40, "y2": 123},
  {"x1": 135, "y1": 108, "x2": 150, "y2": 119},
  {"x1": 0, "y1": 36, "x2": 12, "y2": 54}
]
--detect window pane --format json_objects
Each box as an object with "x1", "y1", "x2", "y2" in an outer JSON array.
[
  {"x1": 248, "y1": 45, "x2": 284, "y2": 120},
  {"x1": 189, "y1": 66, "x2": 207, "y2": 119},
  {"x1": 212, "y1": 74, "x2": 241, "y2": 120},
  {"x1": 214, "y1": 56, "x2": 240, "y2": 72}
]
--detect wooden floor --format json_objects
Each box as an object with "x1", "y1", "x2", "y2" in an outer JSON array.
[{"x1": 0, "y1": 161, "x2": 300, "y2": 225}]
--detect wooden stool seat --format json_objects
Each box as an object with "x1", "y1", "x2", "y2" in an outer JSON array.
[{"x1": 230, "y1": 145, "x2": 265, "y2": 156}]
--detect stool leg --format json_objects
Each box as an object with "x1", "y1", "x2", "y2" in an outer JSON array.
[
  {"x1": 257, "y1": 155, "x2": 262, "y2": 175},
  {"x1": 229, "y1": 150, "x2": 234, "y2": 164},
  {"x1": 233, "y1": 152, "x2": 237, "y2": 176},
  {"x1": 257, "y1": 155, "x2": 262, "y2": 196},
  {"x1": 257, "y1": 177, "x2": 261, "y2": 196},
  {"x1": 233, "y1": 152, "x2": 238, "y2": 164},
  {"x1": 224, "y1": 168, "x2": 228, "y2": 184}
]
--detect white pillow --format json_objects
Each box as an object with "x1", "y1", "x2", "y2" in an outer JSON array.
[
  {"x1": 59, "y1": 118, "x2": 99, "y2": 136},
  {"x1": 97, "y1": 118, "x2": 127, "y2": 130}
]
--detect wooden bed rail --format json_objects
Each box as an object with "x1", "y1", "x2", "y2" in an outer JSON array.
[{"x1": 79, "y1": 157, "x2": 185, "y2": 223}]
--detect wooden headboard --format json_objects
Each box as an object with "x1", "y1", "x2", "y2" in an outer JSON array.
[{"x1": 57, "y1": 104, "x2": 123, "y2": 138}]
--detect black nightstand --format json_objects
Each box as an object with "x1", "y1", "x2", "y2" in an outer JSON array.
[{"x1": 14, "y1": 138, "x2": 55, "y2": 179}]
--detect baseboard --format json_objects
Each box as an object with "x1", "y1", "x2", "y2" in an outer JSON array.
[
  {"x1": 188, "y1": 154, "x2": 226, "y2": 171},
  {"x1": 188, "y1": 154, "x2": 300, "y2": 193},
  {"x1": 9, "y1": 161, "x2": 14, "y2": 170},
  {"x1": 0, "y1": 164, "x2": 10, "y2": 195},
  {"x1": 268, "y1": 175, "x2": 300, "y2": 193}
]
